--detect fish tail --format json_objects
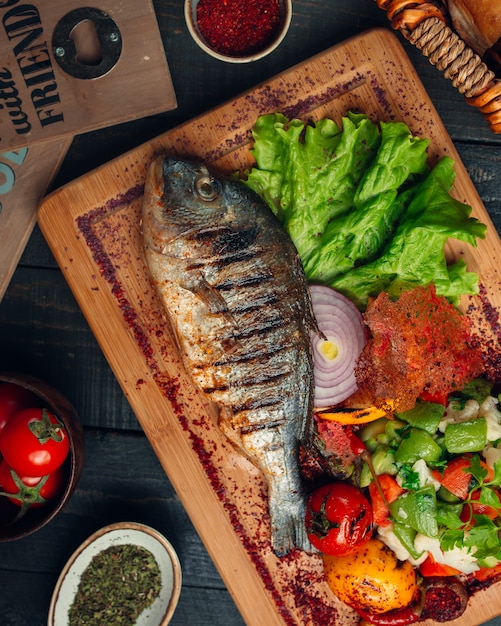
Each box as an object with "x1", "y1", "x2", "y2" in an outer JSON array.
[{"x1": 268, "y1": 484, "x2": 312, "y2": 557}]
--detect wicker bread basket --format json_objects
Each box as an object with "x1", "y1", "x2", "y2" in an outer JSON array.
[{"x1": 374, "y1": 0, "x2": 501, "y2": 133}]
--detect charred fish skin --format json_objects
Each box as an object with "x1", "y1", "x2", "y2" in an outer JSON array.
[{"x1": 142, "y1": 157, "x2": 315, "y2": 556}]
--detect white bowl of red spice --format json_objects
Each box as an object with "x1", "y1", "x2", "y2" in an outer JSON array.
[
  {"x1": 48, "y1": 522, "x2": 182, "y2": 626},
  {"x1": 185, "y1": 0, "x2": 292, "y2": 63}
]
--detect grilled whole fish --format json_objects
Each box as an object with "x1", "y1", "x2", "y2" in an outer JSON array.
[{"x1": 141, "y1": 157, "x2": 316, "y2": 556}]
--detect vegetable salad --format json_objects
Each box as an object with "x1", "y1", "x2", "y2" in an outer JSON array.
[{"x1": 360, "y1": 379, "x2": 501, "y2": 575}]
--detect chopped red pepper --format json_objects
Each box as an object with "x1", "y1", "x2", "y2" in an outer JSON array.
[
  {"x1": 431, "y1": 456, "x2": 474, "y2": 500},
  {"x1": 431, "y1": 455, "x2": 493, "y2": 500},
  {"x1": 470, "y1": 561, "x2": 501, "y2": 583},
  {"x1": 460, "y1": 488, "x2": 501, "y2": 525},
  {"x1": 346, "y1": 431, "x2": 367, "y2": 456},
  {"x1": 419, "y1": 389, "x2": 449, "y2": 406},
  {"x1": 419, "y1": 552, "x2": 462, "y2": 578},
  {"x1": 368, "y1": 473, "x2": 405, "y2": 527}
]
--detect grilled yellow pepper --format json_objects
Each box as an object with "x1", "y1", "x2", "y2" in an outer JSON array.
[{"x1": 322, "y1": 538, "x2": 418, "y2": 614}]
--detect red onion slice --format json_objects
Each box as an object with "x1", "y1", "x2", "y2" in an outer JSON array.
[{"x1": 309, "y1": 284, "x2": 367, "y2": 409}]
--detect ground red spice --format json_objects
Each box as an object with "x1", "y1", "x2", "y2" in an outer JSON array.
[
  {"x1": 356, "y1": 284, "x2": 484, "y2": 412},
  {"x1": 196, "y1": 0, "x2": 281, "y2": 57}
]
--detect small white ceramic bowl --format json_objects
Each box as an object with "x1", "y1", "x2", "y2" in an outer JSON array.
[
  {"x1": 185, "y1": 0, "x2": 292, "y2": 63},
  {"x1": 48, "y1": 522, "x2": 182, "y2": 626}
]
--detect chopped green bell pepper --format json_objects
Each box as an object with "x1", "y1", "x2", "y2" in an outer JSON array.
[
  {"x1": 396, "y1": 400, "x2": 445, "y2": 435},
  {"x1": 445, "y1": 417, "x2": 487, "y2": 453},
  {"x1": 395, "y1": 428, "x2": 442, "y2": 465},
  {"x1": 393, "y1": 521, "x2": 424, "y2": 560}
]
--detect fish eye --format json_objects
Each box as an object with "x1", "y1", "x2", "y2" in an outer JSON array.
[{"x1": 194, "y1": 173, "x2": 218, "y2": 201}]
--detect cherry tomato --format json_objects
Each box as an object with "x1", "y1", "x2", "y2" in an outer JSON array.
[
  {"x1": 0, "y1": 459, "x2": 65, "y2": 508},
  {"x1": 305, "y1": 482, "x2": 373, "y2": 556},
  {"x1": 0, "y1": 407, "x2": 70, "y2": 476},
  {"x1": 0, "y1": 382, "x2": 41, "y2": 434}
]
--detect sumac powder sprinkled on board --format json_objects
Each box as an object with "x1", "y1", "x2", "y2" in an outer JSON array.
[{"x1": 196, "y1": 0, "x2": 281, "y2": 57}]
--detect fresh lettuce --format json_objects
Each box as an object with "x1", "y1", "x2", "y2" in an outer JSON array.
[
  {"x1": 330, "y1": 157, "x2": 486, "y2": 308},
  {"x1": 246, "y1": 111, "x2": 381, "y2": 261},
  {"x1": 244, "y1": 112, "x2": 486, "y2": 309}
]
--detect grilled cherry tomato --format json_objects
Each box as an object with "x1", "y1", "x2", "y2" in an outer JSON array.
[
  {"x1": 0, "y1": 407, "x2": 69, "y2": 476},
  {"x1": 0, "y1": 382, "x2": 41, "y2": 434},
  {"x1": 305, "y1": 482, "x2": 373, "y2": 555},
  {"x1": 0, "y1": 459, "x2": 65, "y2": 508}
]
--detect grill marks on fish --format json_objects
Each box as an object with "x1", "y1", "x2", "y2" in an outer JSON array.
[{"x1": 141, "y1": 157, "x2": 315, "y2": 556}]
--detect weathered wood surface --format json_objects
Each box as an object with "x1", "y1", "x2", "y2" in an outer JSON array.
[{"x1": 0, "y1": 0, "x2": 500, "y2": 625}]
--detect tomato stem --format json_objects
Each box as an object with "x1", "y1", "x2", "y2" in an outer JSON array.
[
  {"x1": 0, "y1": 468, "x2": 49, "y2": 522},
  {"x1": 28, "y1": 408, "x2": 65, "y2": 445}
]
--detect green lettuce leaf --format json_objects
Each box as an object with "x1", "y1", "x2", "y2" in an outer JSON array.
[
  {"x1": 245, "y1": 111, "x2": 380, "y2": 261},
  {"x1": 244, "y1": 113, "x2": 486, "y2": 310},
  {"x1": 330, "y1": 157, "x2": 487, "y2": 308}
]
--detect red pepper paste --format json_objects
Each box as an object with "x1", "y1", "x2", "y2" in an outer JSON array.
[{"x1": 196, "y1": 0, "x2": 281, "y2": 57}]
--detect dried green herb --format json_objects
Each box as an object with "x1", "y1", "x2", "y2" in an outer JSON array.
[{"x1": 68, "y1": 543, "x2": 162, "y2": 625}]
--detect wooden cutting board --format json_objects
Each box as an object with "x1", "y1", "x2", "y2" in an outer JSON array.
[{"x1": 37, "y1": 29, "x2": 501, "y2": 626}]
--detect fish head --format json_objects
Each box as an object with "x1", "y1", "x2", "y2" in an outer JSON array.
[{"x1": 141, "y1": 157, "x2": 250, "y2": 254}]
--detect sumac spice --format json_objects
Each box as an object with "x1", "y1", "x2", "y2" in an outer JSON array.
[{"x1": 196, "y1": 0, "x2": 282, "y2": 57}]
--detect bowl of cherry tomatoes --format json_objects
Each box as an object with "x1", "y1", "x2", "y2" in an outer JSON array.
[{"x1": 0, "y1": 372, "x2": 84, "y2": 541}]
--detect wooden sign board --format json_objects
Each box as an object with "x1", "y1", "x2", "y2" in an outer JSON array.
[
  {"x1": 0, "y1": 0, "x2": 176, "y2": 299},
  {"x1": 0, "y1": 139, "x2": 71, "y2": 300},
  {"x1": 0, "y1": 0, "x2": 177, "y2": 150}
]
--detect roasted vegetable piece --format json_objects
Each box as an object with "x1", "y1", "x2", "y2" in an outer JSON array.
[
  {"x1": 356, "y1": 590, "x2": 424, "y2": 625},
  {"x1": 305, "y1": 482, "x2": 373, "y2": 556},
  {"x1": 315, "y1": 404, "x2": 387, "y2": 425},
  {"x1": 421, "y1": 577, "x2": 468, "y2": 622},
  {"x1": 322, "y1": 538, "x2": 418, "y2": 613}
]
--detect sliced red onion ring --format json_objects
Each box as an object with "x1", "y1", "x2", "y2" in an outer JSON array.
[{"x1": 309, "y1": 284, "x2": 367, "y2": 409}]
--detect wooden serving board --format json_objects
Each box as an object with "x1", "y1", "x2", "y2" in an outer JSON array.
[
  {"x1": 37, "y1": 29, "x2": 501, "y2": 626},
  {"x1": 0, "y1": 138, "x2": 71, "y2": 301}
]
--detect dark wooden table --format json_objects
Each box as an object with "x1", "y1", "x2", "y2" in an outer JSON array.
[{"x1": 1, "y1": 1, "x2": 501, "y2": 624}]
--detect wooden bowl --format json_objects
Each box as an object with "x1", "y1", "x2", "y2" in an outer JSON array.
[
  {"x1": 48, "y1": 522, "x2": 182, "y2": 626},
  {"x1": 184, "y1": 0, "x2": 292, "y2": 63},
  {"x1": 0, "y1": 372, "x2": 84, "y2": 541}
]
